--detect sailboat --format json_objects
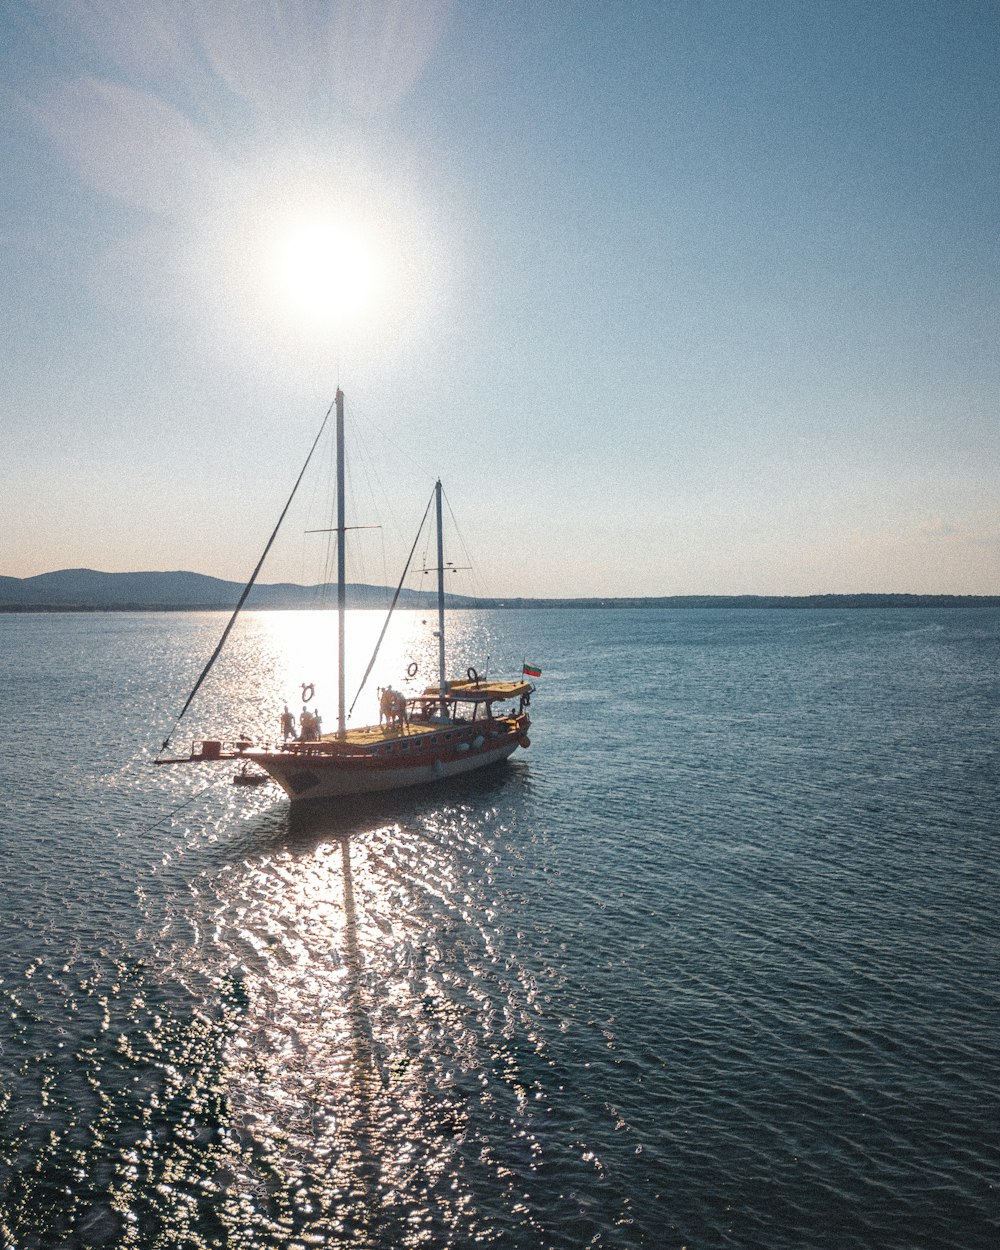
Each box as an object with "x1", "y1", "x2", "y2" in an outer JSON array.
[{"x1": 155, "y1": 389, "x2": 536, "y2": 804}]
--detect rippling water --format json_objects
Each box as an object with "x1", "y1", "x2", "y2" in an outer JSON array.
[{"x1": 1, "y1": 607, "x2": 998, "y2": 1248}]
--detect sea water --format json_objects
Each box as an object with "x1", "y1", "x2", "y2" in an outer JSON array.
[{"x1": 0, "y1": 607, "x2": 997, "y2": 1249}]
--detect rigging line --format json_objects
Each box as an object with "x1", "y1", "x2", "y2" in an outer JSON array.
[
  {"x1": 367, "y1": 412, "x2": 437, "y2": 483},
  {"x1": 157, "y1": 397, "x2": 337, "y2": 754},
  {"x1": 302, "y1": 408, "x2": 336, "y2": 606},
  {"x1": 343, "y1": 418, "x2": 370, "y2": 596},
  {"x1": 351, "y1": 416, "x2": 397, "y2": 607},
  {"x1": 313, "y1": 396, "x2": 342, "y2": 605},
  {"x1": 348, "y1": 485, "x2": 436, "y2": 718},
  {"x1": 347, "y1": 406, "x2": 410, "y2": 606},
  {"x1": 99, "y1": 747, "x2": 161, "y2": 786},
  {"x1": 442, "y1": 487, "x2": 485, "y2": 607},
  {"x1": 134, "y1": 769, "x2": 236, "y2": 836},
  {"x1": 418, "y1": 504, "x2": 434, "y2": 582}
]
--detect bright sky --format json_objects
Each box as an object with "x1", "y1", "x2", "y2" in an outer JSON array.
[{"x1": 1, "y1": 0, "x2": 997, "y2": 596}]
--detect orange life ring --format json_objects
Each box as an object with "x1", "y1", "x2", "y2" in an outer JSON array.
[
  {"x1": 407, "y1": 662, "x2": 418, "y2": 677},
  {"x1": 301, "y1": 683, "x2": 314, "y2": 703}
]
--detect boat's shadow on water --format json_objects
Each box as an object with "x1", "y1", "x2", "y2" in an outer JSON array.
[{"x1": 222, "y1": 757, "x2": 533, "y2": 860}]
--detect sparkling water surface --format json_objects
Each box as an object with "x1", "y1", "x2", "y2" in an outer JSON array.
[{"x1": 1, "y1": 607, "x2": 998, "y2": 1248}]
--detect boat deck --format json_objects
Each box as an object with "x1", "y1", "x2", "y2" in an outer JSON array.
[
  {"x1": 301, "y1": 713, "x2": 518, "y2": 750},
  {"x1": 157, "y1": 685, "x2": 532, "y2": 768}
]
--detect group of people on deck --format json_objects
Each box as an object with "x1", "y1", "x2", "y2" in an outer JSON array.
[{"x1": 280, "y1": 704, "x2": 322, "y2": 742}]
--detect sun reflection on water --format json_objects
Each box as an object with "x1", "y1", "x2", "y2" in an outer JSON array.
[
  {"x1": 147, "y1": 773, "x2": 549, "y2": 1244},
  {"x1": 187, "y1": 608, "x2": 505, "y2": 745},
  {"x1": 126, "y1": 606, "x2": 550, "y2": 1242}
]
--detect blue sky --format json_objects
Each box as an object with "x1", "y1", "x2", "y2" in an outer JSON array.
[{"x1": 1, "y1": 0, "x2": 997, "y2": 596}]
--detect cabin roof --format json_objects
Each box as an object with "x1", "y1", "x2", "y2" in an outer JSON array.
[{"x1": 416, "y1": 679, "x2": 533, "y2": 703}]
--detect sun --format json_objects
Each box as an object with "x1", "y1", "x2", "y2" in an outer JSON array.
[{"x1": 272, "y1": 216, "x2": 382, "y2": 324}]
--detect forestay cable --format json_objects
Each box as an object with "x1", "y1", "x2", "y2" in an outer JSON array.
[
  {"x1": 158, "y1": 398, "x2": 336, "y2": 754},
  {"x1": 348, "y1": 485, "x2": 436, "y2": 718}
]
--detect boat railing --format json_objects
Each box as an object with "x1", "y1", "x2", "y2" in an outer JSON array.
[
  {"x1": 158, "y1": 703, "x2": 530, "y2": 768},
  {"x1": 154, "y1": 736, "x2": 253, "y2": 765}
]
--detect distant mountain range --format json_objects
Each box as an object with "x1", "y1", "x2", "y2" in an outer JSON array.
[
  {"x1": 0, "y1": 569, "x2": 997, "y2": 611},
  {"x1": 0, "y1": 569, "x2": 461, "y2": 611}
]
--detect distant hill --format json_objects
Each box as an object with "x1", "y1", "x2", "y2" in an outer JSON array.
[
  {"x1": 0, "y1": 568, "x2": 468, "y2": 611},
  {"x1": 0, "y1": 569, "x2": 997, "y2": 611}
]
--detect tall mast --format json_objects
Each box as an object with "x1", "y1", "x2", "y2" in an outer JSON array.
[
  {"x1": 435, "y1": 479, "x2": 447, "y2": 703},
  {"x1": 336, "y1": 388, "x2": 346, "y2": 739}
]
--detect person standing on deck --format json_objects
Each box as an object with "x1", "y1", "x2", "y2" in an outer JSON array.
[{"x1": 280, "y1": 705, "x2": 296, "y2": 740}]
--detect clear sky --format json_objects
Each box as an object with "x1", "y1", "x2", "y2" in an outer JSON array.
[{"x1": 2, "y1": 0, "x2": 997, "y2": 597}]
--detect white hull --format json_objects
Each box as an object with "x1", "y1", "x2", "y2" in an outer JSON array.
[{"x1": 247, "y1": 736, "x2": 522, "y2": 803}]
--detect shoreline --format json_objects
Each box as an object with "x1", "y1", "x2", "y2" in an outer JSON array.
[{"x1": 2, "y1": 594, "x2": 998, "y2": 614}]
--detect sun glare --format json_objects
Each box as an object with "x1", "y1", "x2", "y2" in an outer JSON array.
[{"x1": 273, "y1": 217, "x2": 382, "y2": 324}]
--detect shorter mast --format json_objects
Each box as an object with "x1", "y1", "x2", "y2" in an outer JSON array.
[{"x1": 435, "y1": 479, "x2": 447, "y2": 706}]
